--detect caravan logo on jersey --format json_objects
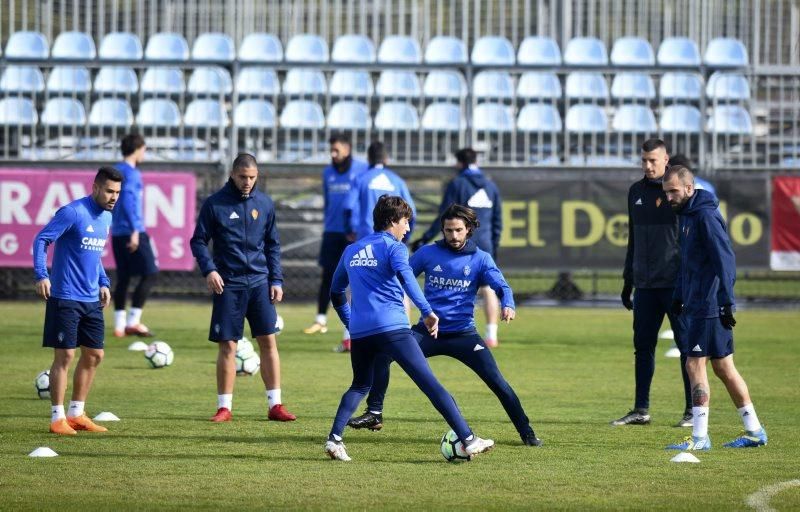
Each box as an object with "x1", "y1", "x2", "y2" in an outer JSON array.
[{"x1": 349, "y1": 244, "x2": 378, "y2": 267}]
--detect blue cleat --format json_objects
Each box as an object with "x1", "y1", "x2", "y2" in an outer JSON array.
[
  {"x1": 666, "y1": 435, "x2": 712, "y2": 451},
  {"x1": 723, "y1": 428, "x2": 767, "y2": 448}
]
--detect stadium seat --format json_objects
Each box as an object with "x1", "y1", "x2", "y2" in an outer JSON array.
[
  {"x1": 191, "y1": 32, "x2": 235, "y2": 62},
  {"x1": 516, "y1": 72, "x2": 562, "y2": 100},
  {"x1": 378, "y1": 35, "x2": 422, "y2": 64},
  {"x1": 145, "y1": 33, "x2": 190, "y2": 61},
  {"x1": 565, "y1": 72, "x2": 609, "y2": 100},
  {"x1": 41, "y1": 97, "x2": 87, "y2": 126},
  {"x1": 89, "y1": 98, "x2": 134, "y2": 127},
  {"x1": 233, "y1": 99, "x2": 277, "y2": 129},
  {"x1": 421, "y1": 103, "x2": 464, "y2": 131},
  {"x1": 706, "y1": 105, "x2": 753, "y2": 134},
  {"x1": 329, "y1": 70, "x2": 374, "y2": 97},
  {"x1": 235, "y1": 68, "x2": 280, "y2": 97},
  {"x1": 188, "y1": 66, "x2": 233, "y2": 96},
  {"x1": 423, "y1": 71, "x2": 467, "y2": 99},
  {"x1": 238, "y1": 33, "x2": 283, "y2": 62},
  {"x1": 704, "y1": 37, "x2": 749, "y2": 67},
  {"x1": 331, "y1": 34, "x2": 376, "y2": 63},
  {"x1": 184, "y1": 99, "x2": 230, "y2": 128},
  {"x1": 47, "y1": 66, "x2": 92, "y2": 94},
  {"x1": 280, "y1": 100, "x2": 325, "y2": 129},
  {"x1": 374, "y1": 102, "x2": 420, "y2": 130},
  {"x1": 94, "y1": 66, "x2": 139, "y2": 95},
  {"x1": 612, "y1": 104, "x2": 657, "y2": 132},
  {"x1": 610, "y1": 37, "x2": 655, "y2": 66},
  {"x1": 659, "y1": 104, "x2": 702, "y2": 133},
  {"x1": 517, "y1": 104, "x2": 562, "y2": 132},
  {"x1": 98, "y1": 32, "x2": 143, "y2": 60},
  {"x1": 283, "y1": 69, "x2": 327, "y2": 96},
  {"x1": 659, "y1": 72, "x2": 703, "y2": 101},
  {"x1": 657, "y1": 37, "x2": 701, "y2": 66},
  {"x1": 563, "y1": 37, "x2": 608, "y2": 65},
  {"x1": 565, "y1": 104, "x2": 608, "y2": 133},
  {"x1": 472, "y1": 103, "x2": 514, "y2": 132},
  {"x1": 51, "y1": 31, "x2": 96, "y2": 60},
  {"x1": 473, "y1": 71, "x2": 515, "y2": 100},
  {"x1": 517, "y1": 36, "x2": 562, "y2": 65},
  {"x1": 285, "y1": 34, "x2": 329, "y2": 63},
  {"x1": 0, "y1": 97, "x2": 38, "y2": 125},
  {"x1": 424, "y1": 36, "x2": 468, "y2": 64},
  {"x1": 4, "y1": 31, "x2": 49, "y2": 59},
  {"x1": 0, "y1": 66, "x2": 46, "y2": 93},
  {"x1": 611, "y1": 72, "x2": 655, "y2": 101},
  {"x1": 141, "y1": 67, "x2": 186, "y2": 95},
  {"x1": 706, "y1": 72, "x2": 750, "y2": 101},
  {"x1": 376, "y1": 71, "x2": 421, "y2": 98},
  {"x1": 136, "y1": 98, "x2": 181, "y2": 127},
  {"x1": 471, "y1": 36, "x2": 515, "y2": 65},
  {"x1": 327, "y1": 101, "x2": 372, "y2": 130}
]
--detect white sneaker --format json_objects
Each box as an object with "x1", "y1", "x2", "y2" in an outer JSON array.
[
  {"x1": 464, "y1": 436, "x2": 495, "y2": 458},
  {"x1": 325, "y1": 440, "x2": 352, "y2": 461}
]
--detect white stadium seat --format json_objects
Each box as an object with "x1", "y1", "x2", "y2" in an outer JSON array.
[
  {"x1": 145, "y1": 33, "x2": 190, "y2": 61},
  {"x1": 234, "y1": 100, "x2": 277, "y2": 129},
  {"x1": 517, "y1": 104, "x2": 562, "y2": 132},
  {"x1": 188, "y1": 66, "x2": 233, "y2": 96},
  {"x1": 472, "y1": 103, "x2": 514, "y2": 132},
  {"x1": 238, "y1": 33, "x2": 283, "y2": 63},
  {"x1": 657, "y1": 37, "x2": 701, "y2": 66},
  {"x1": 285, "y1": 34, "x2": 329, "y2": 63},
  {"x1": 424, "y1": 36, "x2": 468, "y2": 64},
  {"x1": 5, "y1": 31, "x2": 49, "y2": 59},
  {"x1": 141, "y1": 67, "x2": 186, "y2": 95},
  {"x1": 378, "y1": 36, "x2": 422, "y2": 64},
  {"x1": 47, "y1": 66, "x2": 92, "y2": 94},
  {"x1": 471, "y1": 36, "x2": 515, "y2": 65},
  {"x1": 0, "y1": 66, "x2": 46, "y2": 93},
  {"x1": 332, "y1": 34, "x2": 376, "y2": 63},
  {"x1": 610, "y1": 37, "x2": 655, "y2": 66},
  {"x1": 659, "y1": 104, "x2": 702, "y2": 133},
  {"x1": 184, "y1": 99, "x2": 230, "y2": 128},
  {"x1": 375, "y1": 102, "x2": 420, "y2": 130},
  {"x1": 280, "y1": 100, "x2": 325, "y2": 129},
  {"x1": 565, "y1": 104, "x2": 608, "y2": 133},
  {"x1": 283, "y1": 69, "x2": 327, "y2": 96},
  {"x1": 612, "y1": 105, "x2": 657, "y2": 132},
  {"x1": 89, "y1": 98, "x2": 134, "y2": 127},
  {"x1": 376, "y1": 71, "x2": 421, "y2": 98},
  {"x1": 41, "y1": 97, "x2": 87, "y2": 126},
  {"x1": 423, "y1": 71, "x2": 467, "y2": 99},
  {"x1": 136, "y1": 99, "x2": 182, "y2": 128},
  {"x1": 51, "y1": 31, "x2": 96, "y2": 60},
  {"x1": 473, "y1": 71, "x2": 515, "y2": 100},
  {"x1": 564, "y1": 37, "x2": 608, "y2": 65},
  {"x1": 704, "y1": 37, "x2": 749, "y2": 67},
  {"x1": 0, "y1": 97, "x2": 38, "y2": 125},
  {"x1": 235, "y1": 68, "x2": 281, "y2": 97},
  {"x1": 565, "y1": 72, "x2": 608, "y2": 100},
  {"x1": 99, "y1": 32, "x2": 143, "y2": 60},
  {"x1": 611, "y1": 73, "x2": 656, "y2": 101},
  {"x1": 327, "y1": 101, "x2": 372, "y2": 130},
  {"x1": 191, "y1": 32, "x2": 235, "y2": 62},
  {"x1": 329, "y1": 70, "x2": 374, "y2": 97},
  {"x1": 517, "y1": 36, "x2": 562, "y2": 65},
  {"x1": 706, "y1": 72, "x2": 750, "y2": 101},
  {"x1": 422, "y1": 103, "x2": 464, "y2": 131},
  {"x1": 517, "y1": 72, "x2": 562, "y2": 100},
  {"x1": 707, "y1": 105, "x2": 753, "y2": 134},
  {"x1": 659, "y1": 72, "x2": 703, "y2": 101},
  {"x1": 94, "y1": 66, "x2": 139, "y2": 95}
]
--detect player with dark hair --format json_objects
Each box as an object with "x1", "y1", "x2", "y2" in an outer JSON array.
[
  {"x1": 190, "y1": 153, "x2": 296, "y2": 423},
  {"x1": 325, "y1": 196, "x2": 495, "y2": 461},
  {"x1": 33, "y1": 167, "x2": 122, "y2": 435},
  {"x1": 111, "y1": 133, "x2": 159, "y2": 338},
  {"x1": 348, "y1": 204, "x2": 542, "y2": 446}
]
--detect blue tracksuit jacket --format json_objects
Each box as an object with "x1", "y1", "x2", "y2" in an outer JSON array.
[
  {"x1": 111, "y1": 161, "x2": 145, "y2": 236},
  {"x1": 347, "y1": 164, "x2": 416, "y2": 240},
  {"x1": 322, "y1": 158, "x2": 369, "y2": 234}
]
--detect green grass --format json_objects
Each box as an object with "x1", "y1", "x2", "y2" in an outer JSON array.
[{"x1": 1, "y1": 301, "x2": 799, "y2": 511}]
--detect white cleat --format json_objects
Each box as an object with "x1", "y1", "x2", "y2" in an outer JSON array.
[
  {"x1": 464, "y1": 436, "x2": 495, "y2": 459},
  {"x1": 325, "y1": 440, "x2": 352, "y2": 461}
]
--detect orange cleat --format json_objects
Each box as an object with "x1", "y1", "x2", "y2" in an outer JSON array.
[
  {"x1": 268, "y1": 404, "x2": 297, "y2": 421},
  {"x1": 125, "y1": 324, "x2": 154, "y2": 337},
  {"x1": 210, "y1": 407, "x2": 232, "y2": 422},
  {"x1": 50, "y1": 418, "x2": 78, "y2": 435},
  {"x1": 303, "y1": 322, "x2": 328, "y2": 334},
  {"x1": 67, "y1": 414, "x2": 108, "y2": 432}
]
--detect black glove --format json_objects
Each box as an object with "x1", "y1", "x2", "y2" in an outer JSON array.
[
  {"x1": 720, "y1": 305, "x2": 736, "y2": 330},
  {"x1": 620, "y1": 283, "x2": 633, "y2": 310},
  {"x1": 670, "y1": 299, "x2": 683, "y2": 317},
  {"x1": 410, "y1": 238, "x2": 426, "y2": 253}
]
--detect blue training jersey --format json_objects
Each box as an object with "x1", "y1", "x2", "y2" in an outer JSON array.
[
  {"x1": 111, "y1": 161, "x2": 145, "y2": 236},
  {"x1": 410, "y1": 240, "x2": 515, "y2": 333},
  {"x1": 347, "y1": 164, "x2": 417, "y2": 240},
  {"x1": 322, "y1": 158, "x2": 368, "y2": 233},
  {"x1": 330, "y1": 231, "x2": 433, "y2": 338},
  {"x1": 33, "y1": 196, "x2": 112, "y2": 302}
]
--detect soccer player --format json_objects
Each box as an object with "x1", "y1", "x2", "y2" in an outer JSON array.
[
  {"x1": 668, "y1": 154, "x2": 717, "y2": 198},
  {"x1": 411, "y1": 148, "x2": 503, "y2": 347},
  {"x1": 111, "y1": 133, "x2": 159, "y2": 338},
  {"x1": 190, "y1": 153, "x2": 296, "y2": 423},
  {"x1": 303, "y1": 133, "x2": 368, "y2": 352},
  {"x1": 348, "y1": 204, "x2": 542, "y2": 446},
  {"x1": 663, "y1": 166, "x2": 767, "y2": 450},
  {"x1": 33, "y1": 167, "x2": 121, "y2": 435},
  {"x1": 324, "y1": 196, "x2": 495, "y2": 461}
]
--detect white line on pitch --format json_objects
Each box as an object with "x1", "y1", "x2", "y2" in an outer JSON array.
[{"x1": 746, "y1": 479, "x2": 800, "y2": 512}]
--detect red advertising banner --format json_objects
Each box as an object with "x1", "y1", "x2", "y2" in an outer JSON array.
[
  {"x1": 0, "y1": 169, "x2": 197, "y2": 271},
  {"x1": 771, "y1": 176, "x2": 800, "y2": 270}
]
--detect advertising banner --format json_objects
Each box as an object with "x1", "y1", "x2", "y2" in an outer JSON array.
[{"x1": 770, "y1": 176, "x2": 800, "y2": 270}]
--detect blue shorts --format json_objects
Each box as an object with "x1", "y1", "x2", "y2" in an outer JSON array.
[
  {"x1": 112, "y1": 232, "x2": 159, "y2": 276},
  {"x1": 686, "y1": 317, "x2": 734, "y2": 359},
  {"x1": 209, "y1": 283, "x2": 277, "y2": 342},
  {"x1": 43, "y1": 298, "x2": 105, "y2": 349}
]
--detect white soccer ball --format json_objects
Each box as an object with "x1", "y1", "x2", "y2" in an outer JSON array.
[
  {"x1": 440, "y1": 430, "x2": 470, "y2": 463},
  {"x1": 34, "y1": 370, "x2": 50, "y2": 399},
  {"x1": 236, "y1": 352, "x2": 260, "y2": 376},
  {"x1": 237, "y1": 337, "x2": 256, "y2": 358},
  {"x1": 275, "y1": 315, "x2": 284, "y2": 334},
  {"x1": 144, "y1": 341, "x2": 174, "y2": 368}
]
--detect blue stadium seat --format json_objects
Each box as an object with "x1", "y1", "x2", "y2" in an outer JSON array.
[
  {"x1": 657, "y1": 37, "x2": 701, "y2": 66},
  {"x1": 238, "y1": 33, "x2": 283, "y2": 62},
  {"x1": 184, "y1": 99, "x2": 230, "y2": 128},
  {"x1": 421, "y1": 103, "x2": 464, "y2": 131},
  {"x1": 706, "y1": 105, "x2": 753, "y2": 134},
  {"x1": 706, "y1": 72, "x2": 750, "y2": 101},
  {"x1": 98, "y1": 32, "x2": 143, "y2": 60},
  {"x1": 234, "y1": 99, "x2": 277, "y2": 129},
  {"x1": 565, "y1": 72, "x2": 608, "y2": 100},
  {"x1": 565, "y1": 104, "x2": 608, "y2": 133},
  {"x1": 188, "y1": 66, "x2": 233, "y2": 96},
  {"x1": 424, "y1": 36, "x2": 468, "y2": 64},
  {"x1": 5, "y1": 31, "x2": 49, "y2": 59},
  {"x1": 191, "y1": 32, "x2": 235, "y2": 62},
  {"x1": 0, "y1": 66, "x2": 45, "y2": 93},
  {"x1": 145, "y1": 33, "x2": 190, "y2": 61},
  {"x1": 516, "y1": 72, "x2": 562, "y2": 100},
  {"x1": 332, "y1": 34, "x2": 376, "y2": 63},
  {"x1": 376, "y1": 71, "x2": 421, "y2": 98},
  {"x1": 280, "y1": 100, "x2": 325, "y2": 129},
  {"x1": 610, "y1": 37, "x2": 655, "y2": 66},
  {"x1": 136, "y1": 98, "x2": 181, "y2": 128},
  {"x1": 94, "y1": 66, "x2": 138, "y2": 95},
  {"x1": 471, "y1": 36, "x2": 515, "y2": 65},
  {"x1": 89, "y1": 98, "x2": 133, "y2": 127},
  {"x1": 659, "y1": 104, "x2": 702, "y2": 133},
  {"x1": 473, "y1": 71, "x2": 514, "y2": 100},
  {"x1": 285, "y1": 34, "x2": 329, "y2": 63},
  {"x1": 329, "y1": 70, "x2": 374, "y2": 97},
  {"x1": 423, "y1": 71, "x2": 467, "y2": 99},
  {"x1": 283, "y1": 69, "x2": 327, "y2": 96},
  {"x1": 659, "y1": 72, "x2": 703, "y2": 101},
  {"x1": 517, "y1": 104, "x2": 562, "y2": 132},
  {"x1": 563, "y1": 37, "x2": 608, "y2": 65},
  {"x1": 374, "y1": 102, "x2": 420, "y2": 130},
  {"x1": 517, "y1": 36, "x2": 562, "y2": 65},
  {"x1": 378, "y1": 36, "x2": 422, "y2": 64},
  {"x1": 611, "y1": 72, "x2": 655, "y2": 101},
  {"x1": 51, "y1": 31, "x2": 96, "y2": 59},
  {"x1": 47, "y1": 66, "x2": 92, "y2": 94},
  {"x1": 327, "y1": 101, "x2": 371, "y2": 130},
  {"x1": 612, "y1": 105, "x2": 657, "y2": 132},
  {"x1": 704, "y1": 37, "x2": 749, "y2": 67},
  {"x1": 41, "y1": 97, "x2": 86, "y2": 126},
  {"x1": 235, "y1": 68, "x2": 280, "y2": 97},
  {"x1": 472, "y1": 103, "x2": 514, "y2": 132},
  {"x1": 141, "y1": 67, "x2": 186, "y2": 95},
  {"x1": 0, "y1": 97, "x2": 38, "y2": 125}
]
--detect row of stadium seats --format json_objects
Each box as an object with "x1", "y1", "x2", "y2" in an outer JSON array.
[
  {"x1": 0, "y1": 97, "x2": 754, "y2": 135},
  {"x1": 0, "y1": 65, "x2": 751, "y2": 102},
  {"x1": 2, "y1": 30, "x2": 750, "y2": 67}
]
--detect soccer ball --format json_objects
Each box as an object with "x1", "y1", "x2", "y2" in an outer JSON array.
[
  {"x1": 440, "y1": 430, "x2": 470, "y2": 463},
  {"x1": 144, "y1": 341, "x2": 174, "y2": 368},
  {"x1": 275, "y1": 315, "x2": 284, "y2": 334},
  {"x1": 237, "y1": 337, "x2": 256, "y2": 358},
  {"x1": 34, "y1": 370, "x2": 50, "y2": 399},
  {"x1": 236, "y1": 353, "x2": 260, "y2": 376}
]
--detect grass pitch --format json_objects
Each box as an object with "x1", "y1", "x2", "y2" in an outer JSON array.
[{"x1": 0, "y1": 301, "x2": 798, "y2": 511}]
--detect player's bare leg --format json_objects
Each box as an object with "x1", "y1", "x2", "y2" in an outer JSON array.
[
  {"x1": 211, "y1": 340, "x2": 236, "y2": 422},
  {"x1": 482, "y1": 286, "x2": 500, "y2": 347},
  {"x1": 712, "y1": 356, "x2": 767, "y2": 447},
  {"x1": 667, "y1": 356, "x2": 711, "y2": 450},
  {"x1": 257, "y1": 334, "x2": 296, "y2": 421},
  {"x1": 49, "y1": 348, "x2": 77, "y2": 435},
  {"x1": 66, "y1": 347, "x2": 107, "y2": 432}
]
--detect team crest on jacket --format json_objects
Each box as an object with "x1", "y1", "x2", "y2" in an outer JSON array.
[
  {"x1": 463, "y1": 265, "x2": 471, "y2": 276},
  {"x1": 251, "y1": 209, "x2": 259, "y2": 220},
  {"x1": 656, "y1": 197, "x2": 662, "y2": 208}
]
